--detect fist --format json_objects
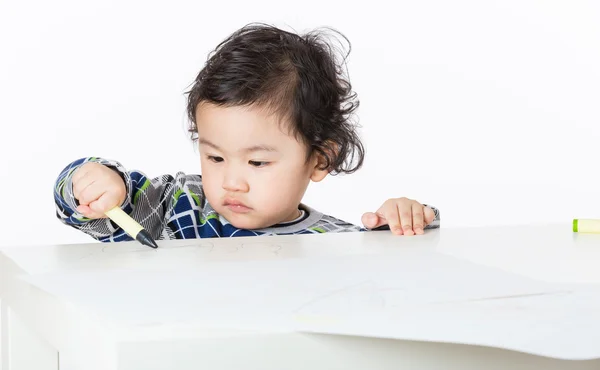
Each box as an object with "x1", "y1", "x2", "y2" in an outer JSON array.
[{"x1": 72, "y1": 162, "x2": 126, "y2": 219}]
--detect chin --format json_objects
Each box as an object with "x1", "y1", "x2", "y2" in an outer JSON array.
[
  {"x1": 221, "y1": 211, "x2": 266, "y2": 230},
  {"x1": 229, "y1": 219, "x2": 267, "y2": 230}
]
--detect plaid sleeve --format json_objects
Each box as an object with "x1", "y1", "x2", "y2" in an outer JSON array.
[{"x1": 54, "y1": 157, "x2": 188, "y2": 242}]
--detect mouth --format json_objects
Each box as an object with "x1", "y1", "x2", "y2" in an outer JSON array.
[{"x1": 223, "y1": 199, "x2": 252, "y2": 214}]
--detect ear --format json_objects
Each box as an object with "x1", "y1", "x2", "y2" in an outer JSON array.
[
  {"x1": 309, "y1": 144, "x2": 337, "y2": 183},
  {"x1": 310, "y1": 165, "x2": 329, "y2": 182}
]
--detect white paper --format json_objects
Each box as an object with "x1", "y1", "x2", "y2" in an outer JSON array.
[
  {"x1": 292, "y1": 289, "x2": 600, "y2": 360},
  {"x1": 20, "y1": 251, "x2": 600, "y2": 359}
]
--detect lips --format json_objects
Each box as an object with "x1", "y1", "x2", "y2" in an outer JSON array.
[{"x1": 223, "y1": 198, "x2": 252, "y2": 213}]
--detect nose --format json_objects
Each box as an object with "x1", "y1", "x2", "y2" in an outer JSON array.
[{"x1": 222, "y1": 166, "x2": 249, "y2": 193}]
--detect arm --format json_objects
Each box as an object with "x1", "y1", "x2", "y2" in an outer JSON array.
[{"x1": 54, "y1": 157, "x2": 186, "y2": 242}]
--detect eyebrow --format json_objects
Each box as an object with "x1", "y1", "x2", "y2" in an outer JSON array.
[{"x1": 198, "y1": 138, "x2": 278, "y2": 153}]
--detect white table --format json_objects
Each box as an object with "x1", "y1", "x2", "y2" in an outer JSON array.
[{"x1": 1, "y1": 224, "x2": 600, "y2": 370}]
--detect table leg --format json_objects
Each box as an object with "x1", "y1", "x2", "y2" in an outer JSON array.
[
  {"x1": 1, "y1": 300, "x2": 8, "y2": 370},
  {"x1": 3, "y1": 305, "x2": 58, "y2": 370}
]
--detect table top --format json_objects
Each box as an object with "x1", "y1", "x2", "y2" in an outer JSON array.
[
  {"x1": 3, "y1": 223, "x2": 600, "y2": 282},
  {"x1": 1, "y1": 224, "x2": 600, "y2": 360}
]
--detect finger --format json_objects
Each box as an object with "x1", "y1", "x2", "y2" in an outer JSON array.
[
  {"x1": 71, "y1": 165, "x2": 91, "y2": 184},
  {"x1": 89, "y1": 210, "x2": 107, "y2": 219},
  {"x1": 73, "y1": 174, "x2": 96, "y2": 204},
  {"x1": 77, "y1": 179, "x2": 102, "y2": 205},
  {"x1": 412, "y1": 203, "x2": 425, "y2": 235},
  {"x1": 424, "y1": 206, "x2": 435, "y2": 225},
  {"x1": 85, "y1": 207, "x2": 108, "y2": 219},
  {"x1": 361, "y1": 212, "x2": 387, "y2": 229},
  {"x1": 382, "y1": 205, "x2": 403, "y2": 235},
  {"x1": 398, "y1": 202, "x2": 414, "y2": 236},
  {"x1": 89, "y1": 192, "x2": 119, "y2": 216},
  {"x1": 76, "y1": 205, "x2": 92, "y2": 216},
  {"x1": 76, "y1": 205, "x2": 104, "y2": 219}
]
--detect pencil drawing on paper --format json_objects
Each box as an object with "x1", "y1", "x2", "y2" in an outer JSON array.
[
  {"x1": 96, "y1": 241, "x2": 287, "y2": 258},
  {"x1": 101, "y1": 242, "x2": 216, "y2": 254},
  {"x1": 293, "y1": 280, "x2": 408, "y2": 314},
  {"x1": 240, "y1": 242, "x2": 284, "y2": 256}
]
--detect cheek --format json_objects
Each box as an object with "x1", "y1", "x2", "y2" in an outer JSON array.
[
  {"x1": 199, "y1": 164, "x2": 220, "y2": 198},
  {"x1": 254, "y1": 167, "x2": 308, "y2": 200},
  {"x1": 259, "y1": 166, "x2": 301, "y2": 187}
]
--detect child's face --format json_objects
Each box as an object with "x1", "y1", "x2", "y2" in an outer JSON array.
[{"x1": 195, "y1": 103, "x2": 328, "y2": 230}]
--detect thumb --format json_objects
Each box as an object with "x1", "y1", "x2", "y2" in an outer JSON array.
[
  {"x1": 424, "y1": 206, "x2": 436, "y2": 225},
  {"x1": 76, "y1": 205, "x2": 93, "y2": 216},
  {"x1": 76, "y1": 204, "x2": 106, "y2": 220},
  {"x1": 361, "y1": 212, "x2": 388, "y2": 229}
]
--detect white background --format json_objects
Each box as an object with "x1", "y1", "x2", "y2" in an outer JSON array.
[{"x1": 1, "y1": 0, "x2": 599, "y2": 247}]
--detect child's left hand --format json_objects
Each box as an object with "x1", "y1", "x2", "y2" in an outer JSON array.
[{"x1": 361, "y1": 197, "x2": 435, "y2": 236}]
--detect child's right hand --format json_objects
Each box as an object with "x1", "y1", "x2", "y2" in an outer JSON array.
[{"x1": 72, "y1": 162, "x2": 126, "y2": 219}]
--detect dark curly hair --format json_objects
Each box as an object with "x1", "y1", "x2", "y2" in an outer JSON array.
[{"x1": 186, "y1": 23, "x2": 364, "y2": 175}]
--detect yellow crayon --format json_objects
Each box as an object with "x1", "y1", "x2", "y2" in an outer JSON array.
[
  {"x1": 572, "y1": 219, "x2": 600, "y2": 234},
  {"x1": 105, "y1": 207, "x2": 159, "y2": 248}
]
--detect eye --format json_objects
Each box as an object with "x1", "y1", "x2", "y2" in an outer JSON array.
[
  {"x1": 249, "y1": 160, "x2": 270, "y2": 168},
  {"x1": 207, "y1": 156, "x2": 224, "y2": 163}
]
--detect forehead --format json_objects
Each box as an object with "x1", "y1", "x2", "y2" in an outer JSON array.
[{"x1": 195, "y1": 103, "x2": 298, "y2": 144}]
